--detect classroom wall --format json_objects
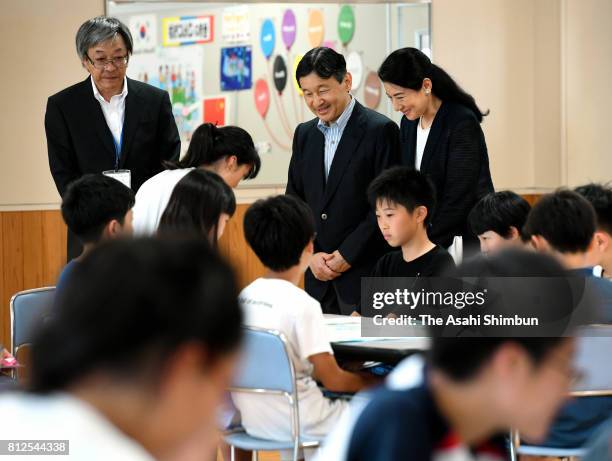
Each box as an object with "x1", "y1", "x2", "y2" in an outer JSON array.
[
  {"x1": 0, "y1": 0, "x2": 105, "y2": 208},
  {"x1": 1, "y1": 0, "x2": 610, "y2": 208},
  {"x1": 564, "y1": 0, "x2": 612, "y2": 187},
  {"x1": 431, "y1": 0, "x2": 563, "y2": 191},
  {"x1": 110, "y1": 2, "x2": 428, "y2": 186}
]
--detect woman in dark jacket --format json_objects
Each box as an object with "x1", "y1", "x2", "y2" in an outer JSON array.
[{"x1": 378, "y1": 48, "x2": 494, "y2": 251}]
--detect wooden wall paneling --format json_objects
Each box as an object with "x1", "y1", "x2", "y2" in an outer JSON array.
[
  {"x1": 41, "y1": 210, "x2": 66, "y2": 286},
  {"x1": 22, "y1": 211, "x2": 44, "y2": 289},
  {"x1": 0, "y1": 213, "x2": 4, "y2": 347},
  {"x1": 2, "y1": 212, "x2": 24, "y2": 347}
]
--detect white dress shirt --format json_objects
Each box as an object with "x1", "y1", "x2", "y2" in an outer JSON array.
[
  {"x1": 415, "y1": 116, "x2": 431, "y2": 171},
  {"x1": 91, "y1": 76, "x2": 128, "y2": 165}
]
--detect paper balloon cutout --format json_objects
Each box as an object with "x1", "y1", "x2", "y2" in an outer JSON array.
[
  {"x1": 346, "y1": 51, "x2": 363, "y2": 90},
  {"x1": 322, "y1": 40, "x2": 337, "y2": 50},
  {"x1": 254, "y1": 79, "x2": 270, "y2": 117},
  {"x1": 364, "y1": 71, "x2": 382, "y2": 109},
  {"x1": 338, "y1": 6, "x2": 356, "y2": 45},
  {"x1": 281, "y1": 10, "x2": 297, "y2": 50},
  {"x1": 260, "y1": 19, "x2": 276, "y2": 59},
  {"x1": 273, "y1": 55, "x2": 288, "y2": 94},
  {"x1": 293, "y1": 54, "x2": 304, "y2": 96},
  {"x1": 307, "y1": 10, "x2": 324, "y2": 47}
]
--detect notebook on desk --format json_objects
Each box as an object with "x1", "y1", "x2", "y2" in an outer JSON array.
[{"x1": 323, "y1": 314, "x2": 405, "y2": 343}]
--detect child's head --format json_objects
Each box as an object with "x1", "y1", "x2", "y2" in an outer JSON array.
[
  {"x1": 158, "y1": 169, "x2": 236, "y2": 246},
  {"x1": 523, "y1": 190, "x2": 596, "y2": 259},
  {"x1": 30, "y1": 238, "x2": 242, "y2": 456},
  {"x1": 61, "y1": 174, "x2": 135, "y2": 245},
  {"x1": 243, "y1": 195, "x2": 315, "y2": 272},
  {"x1": 431, "y1": 250, "x2": 576, "y2": 442},
  {"x1": 468, "y1": 191, "x2": 531, "y2": 255},
  {"x1": 168, "y1": 123, "x2": 261, "y2": 188},
  {"x1": 367, "y1": 167, "x2": 436, "y2": 248},
  {"x1": 575, "y1": 183, "x2": 612, "y2": 273}
]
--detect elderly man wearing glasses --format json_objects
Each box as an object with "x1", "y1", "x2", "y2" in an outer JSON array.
[{"x1": 45, "y1": 16, "x2": 180, "y2": 260}]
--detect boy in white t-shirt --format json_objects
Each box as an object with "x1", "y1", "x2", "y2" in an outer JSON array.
[{"x1": 233, "y1": 195, "x2": 376, "y2": 448}]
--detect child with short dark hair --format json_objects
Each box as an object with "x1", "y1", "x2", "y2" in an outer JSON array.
[
  {"x1": 2, "y1": 238, "x2": 243, "y2": 460},
  {"x1": 523, "y1": 189, "x2": 612, "y2": 448},
  {"x1": 234, "y1": 195, "x2": 374, "y2": 453},
  {"x1": 468, "y1": 190, "x2": 531, "y2": 255},
  {"x1": 336, "y1": 251, "x2": 580, "y2": 461},
  {"x1": 575, "y1": 183, "x2": 612, "y2": 278},
  {"x1": 57, "y1": 174, "x2": 135, "y2": 291},
  {"x1": 367, "y1": 166, "x2": 455, "y2": 279}
]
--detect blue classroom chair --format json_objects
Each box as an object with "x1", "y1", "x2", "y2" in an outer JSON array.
[{"x1": 225, "y1": 327, "x2": 323, "y2": 461}]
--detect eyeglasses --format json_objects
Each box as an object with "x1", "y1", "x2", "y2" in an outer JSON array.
[{"x1": 87, "y1": 55, "x2": 129, "y2": 70}]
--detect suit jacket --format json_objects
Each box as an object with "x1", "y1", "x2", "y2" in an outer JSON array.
[
  {"x1": 400, "y1": 101, "x2": 494, "y2": 248},
  {"x1": 287, "y1": 101, "x2": 401, "y2": 309},
  {"x1": 46, "y1": 77, "x2": 180, "y2": 195}
]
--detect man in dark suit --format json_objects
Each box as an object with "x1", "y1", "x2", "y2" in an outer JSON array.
[
  {"x1": 45, "y1": 16, "x2": 180, "y2": 259},
  {"x1": 287, "y1": 47, "x2": 400, "y2": 315}
]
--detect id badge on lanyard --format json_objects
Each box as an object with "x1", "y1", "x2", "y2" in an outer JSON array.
[{"x1": 102, "y1": 131, "x2": 131, "y2": 188}]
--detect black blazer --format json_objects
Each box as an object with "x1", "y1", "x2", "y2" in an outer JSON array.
[
  {"x1": 287, "y1": 101, "x2": 400, "y2": 309},
  {"x1": 45, "y1": 77, "x2": 180, "y2": 195},
  {"x1": 401, "y1": 101, "x2": 494, "y2": 248}
]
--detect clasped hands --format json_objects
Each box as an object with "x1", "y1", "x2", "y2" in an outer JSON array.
[{"x1": 310, "y1": 250, "x2": 351, "y2": 281}]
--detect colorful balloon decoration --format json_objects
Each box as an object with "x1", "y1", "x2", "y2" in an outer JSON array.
[
  {"x1": 281, "y1": 10, "x2": 297, "y2": 50},
  {"x1": 346, "y1": 51, "x2": 364, "y2": 90},
  {"x1": 293, "y1": 54, "x2": 304, "y2": 96},
  {"x1": 338, "y1": 5, "x2": 356, "y2": 46},
  {"x1": 273, "y1": 55, "x2": 288, "y2": 94},
  {"x1": 254, "y1": 79, "x2": 271, "y2": 117},
  {"x1": 260, "y1": 19, "x2": 276, "y2": 59},
  {"x1": 364, "y1": 71, "x2": 382, "y2": 109},
  {"x1": 307, "y1": 10, "x2": 324, "y2": 47}
]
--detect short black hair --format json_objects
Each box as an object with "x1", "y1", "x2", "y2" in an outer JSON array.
[
  {"x1": 158, "y1": 169, "x2": 236, "y2": 246},
  {"x1": 244, "y1": 195, "x2": 315, "y2": 271},
  {"x1": 296, "y1": 47, "x2": 347, "y2": 87},
  {"x1": 166, "y1": 123, "x2": 261, "y2": 180},
  {"x1": 61, "y1": 174, "x2": 135, "y2": 244},
  {"x1": 523, "y1": 189, "x2": 596, "y2": 253},
  {"x1": 431, "y1": 249, "x2": 572, "y2": 381},
  {"x1": 575, "y1": 183, "x2": 612, "y2": 235},
  {"x1": 468, "y1": 191, "x2": 531, "y2": 239},
  {"x1": 29, "y1": 238, "x2": 242, "y2": 393},
  {"x1": 367, "y1": 167, "x2": 436, "y2": 226}
]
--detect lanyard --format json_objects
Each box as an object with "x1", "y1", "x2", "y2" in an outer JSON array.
[{"x1": 113, "y1": 130, "x2": 123, "y2": 171}]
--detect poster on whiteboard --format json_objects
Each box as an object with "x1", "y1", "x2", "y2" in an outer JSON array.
[
  {"x1": 222, "y1": 6, "x2": 251, "y2": 43},
  {"x1": 129, "y1": 14, "x2": 157, "y2": 54},
  {"x1": 128, "y1": 46, "x2": 204, "y2": 152},
  {"x1": 162, "y1": 15, "x2": 214, "y2": 46}
]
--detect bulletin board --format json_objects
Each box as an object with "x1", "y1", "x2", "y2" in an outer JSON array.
[{"x1": 107, "y1": 1, "x2": 431, "y2": 187}]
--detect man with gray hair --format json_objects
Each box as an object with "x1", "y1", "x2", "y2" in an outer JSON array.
[{"x1": 45, "y1": 16, "x2": 180, "y2": 260}]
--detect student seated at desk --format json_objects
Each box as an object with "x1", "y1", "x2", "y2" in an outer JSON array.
[
  {"x1": 157, "y1": 169, "x2": 235, "y2": 246},
  {"x1": 523, "y1": 189, "x2": 612, "y2": 448},
  {"x1": 366, "y1": 166, "x2": 455, "y2": 279},
  {"x1": 234, "y1": 195, "x2": 376, "y2": 451},
  {"x1": 468, "y1": 190, "x2": 531, "y2": 255},
  {"x1": 575, "y1": 183, "x2": 612, "y2": 279},
  {"x1": 0, "y1": 238, "x2": 243, "y2": 461},
  {"x1": 57, "y1": 174, "x2": 135, "y2": 293},
  {"x1": 319, "y1": 250, "x2": 579, "y2": 461}
]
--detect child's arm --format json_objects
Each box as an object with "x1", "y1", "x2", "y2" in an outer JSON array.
[{"x1": 308, "y1": 352, "x2": 377, "y2": 392}]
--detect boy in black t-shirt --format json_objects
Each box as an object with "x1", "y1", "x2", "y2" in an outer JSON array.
[
  {"x1": 468, "y1": 191, "x2": 531, "y2": 256},
  {"x1": 367, "y1": 167, "x2": 455, "y2": 278}
]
